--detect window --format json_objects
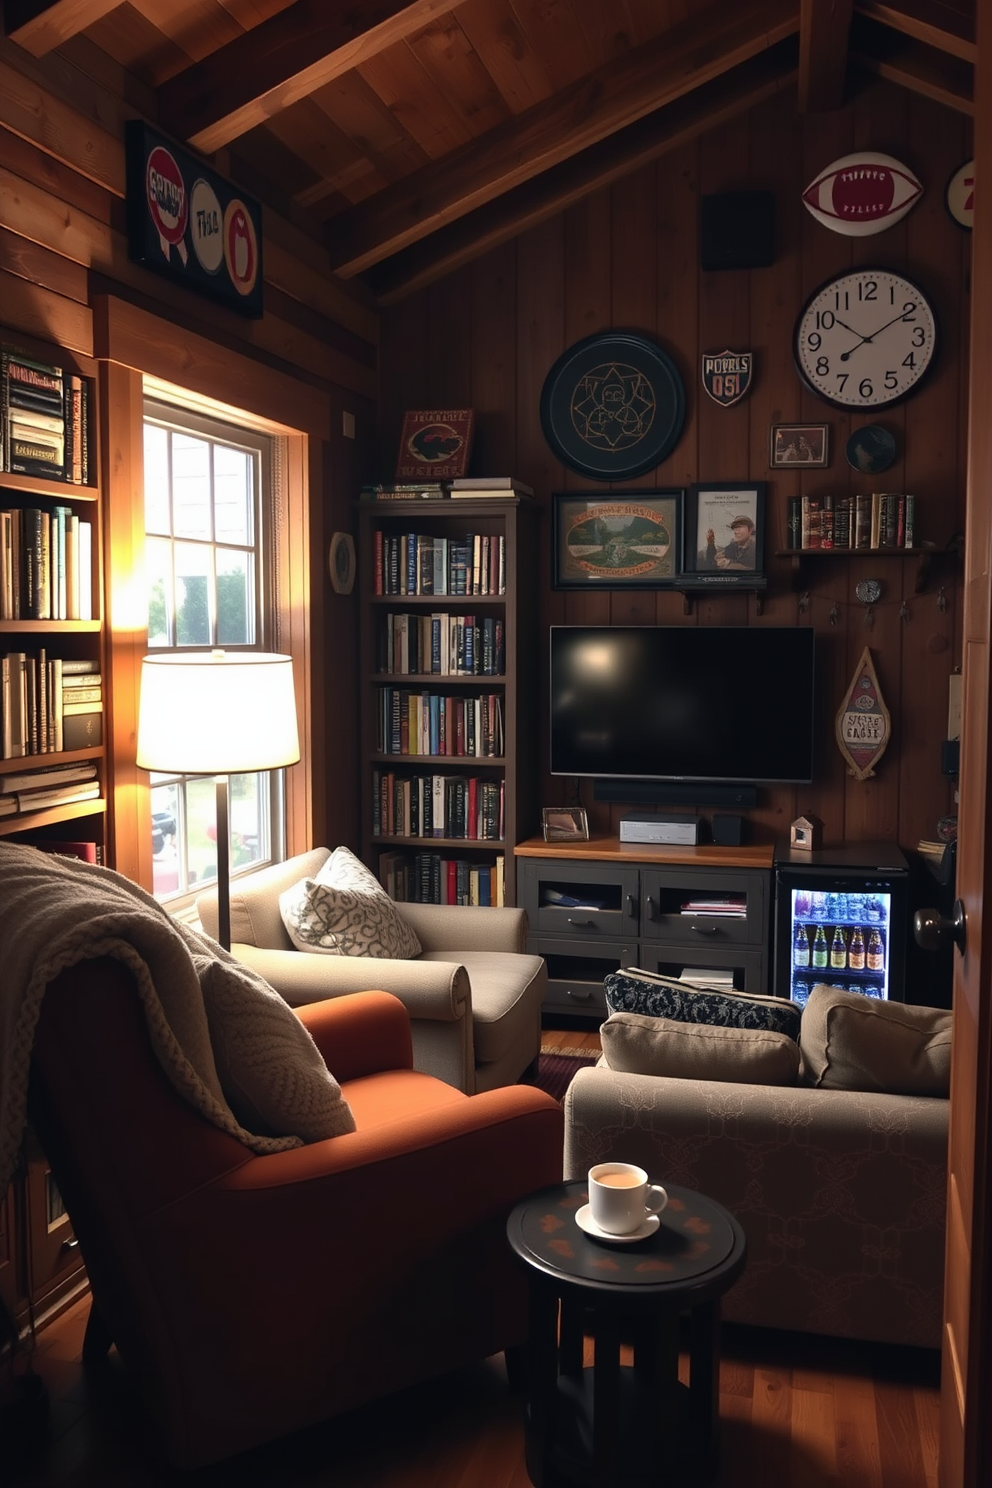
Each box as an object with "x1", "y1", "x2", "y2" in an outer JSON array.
[{"x1": 143, "y1": 400, "x2": 286, "y2": 904}]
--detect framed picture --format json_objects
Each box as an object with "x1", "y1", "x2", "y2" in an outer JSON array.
[
  {"x1": 327, "y1": 531, "x2": 356, "y2": 595},
  {"x1": 685, "y1": 483, "x2": 766, "y2": 579},
  {"x1": 552, "y1": 491, "x2": 683, "y2": 588},
  {"x1": 542, "y1": 807, "x2": 590, "y2": 843},
  {"x1": 769, "y1": 423, "x2": 830, "y2": 468},
  {"x1": 395, "y1": 409, "x2": 474, "y2": 481}
]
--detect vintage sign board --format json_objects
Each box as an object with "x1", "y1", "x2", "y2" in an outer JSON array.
[
  {"x1": 701, "y1": 350, "x2": 753, "y2": 407},
  {"x1": 802, "y1": 151, "x2": 922, "y2": 236},
  {"x1": 124, "y1": 121, "x2": 264, "y2": 318},
  {"x1": 835, "y1": 646, "x2": 891, "y2": 780},
  {"x1": 395, "y1": 410, "x2": 475, "y2": 481}
]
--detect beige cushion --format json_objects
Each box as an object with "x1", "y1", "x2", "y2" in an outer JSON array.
[
  {"x1": 279, "y1": 846, "x2": 422, "y2": 960},
  {"x1": 197, "y1": 959, "x2": 356, "y2": 1142},
  {"x1": 800, "y1": 985, "x2": 952, "y2": 1095},
  {"x1": 600, "y1": 1011, "x2": 801, "y2": 1085}
]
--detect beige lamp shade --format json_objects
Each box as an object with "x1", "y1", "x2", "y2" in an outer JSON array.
[{"x1": 136, "y1": 651, "x2": 301, "y2": 775}]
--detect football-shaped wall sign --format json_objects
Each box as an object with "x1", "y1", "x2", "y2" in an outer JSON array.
[{"x1": 802, "y1": 152, "x2": 923, "y2": 236}]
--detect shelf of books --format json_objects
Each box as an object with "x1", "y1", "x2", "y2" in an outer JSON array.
[
  {"x1": 358, "y1": 489, "x2": 539, "y2": 907},
  {"x1": 778, "y1": 491, "x2": 932, "y2": 592},
  {"x1": 0, "y1": 331, "x2": 104, "y2": 858}
]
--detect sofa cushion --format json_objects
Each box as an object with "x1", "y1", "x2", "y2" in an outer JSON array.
[
  {"x1": 600, "y1": 1011, "x2": 801, "y2": 1085},
  {"x1": 279, "y1": 847, "x2": 422, "y2": 960},
  {"x1": 603, "y1": 967, "x2": 802, "y2": 1041},
  {"x1": 800, "y1": 984, "x2": 952, "y2": 1095},
  {"x1": 420, "y1": 949, "x2": 546, "y2": 1063}
]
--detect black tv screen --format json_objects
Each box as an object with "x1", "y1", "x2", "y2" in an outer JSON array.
[{"x1": 550, "y1": 625, "x2": 815, "y2": 785}]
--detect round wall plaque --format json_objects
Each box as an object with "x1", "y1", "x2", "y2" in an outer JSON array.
[
  {"x1": 540, "y1": 331, "x2": 686, "y2": 481},
  {"x1": 846, "y1": 424, "x2": 897, "y2": 474}
]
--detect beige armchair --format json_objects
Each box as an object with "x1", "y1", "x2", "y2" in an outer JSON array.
[{"x1": 196, "y1": 849, "x2": 546, "y2": 1095}]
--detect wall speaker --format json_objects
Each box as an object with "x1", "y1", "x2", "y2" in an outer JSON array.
[
  {"x1": 594, "y1": 780, "x2": 759, "y2": 808},
  {"x1": 701, "y1": 192, "x2": 775, "y2": 271},
  {"x1": 711, "y1": 813, "x2": 746, "y2": 846}
]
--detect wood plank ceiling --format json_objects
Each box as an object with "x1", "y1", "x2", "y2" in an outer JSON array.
[{"x1": 3, "y1": 0, "x2": 976, "y2": 305}]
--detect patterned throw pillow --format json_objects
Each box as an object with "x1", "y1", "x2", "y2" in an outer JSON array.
[
  {"x1": 603, "y1": 967, "x2": 802, "y2": 1041},
  {"x1": 279, "y1": 846, "x2": 422, "y2": 959}
]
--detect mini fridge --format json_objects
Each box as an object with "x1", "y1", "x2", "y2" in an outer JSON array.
[{"x1": 773, "y1": 841, "x2": 909, "y2": 1008}]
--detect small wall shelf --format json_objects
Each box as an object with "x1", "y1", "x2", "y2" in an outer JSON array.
[{"x1": 775, "y1": 547, "x2": 933, "y2": 594}]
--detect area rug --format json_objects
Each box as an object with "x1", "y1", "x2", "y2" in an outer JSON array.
[{"x1": 528, "y1": 1049, "x2": 598, "y2": 1104}]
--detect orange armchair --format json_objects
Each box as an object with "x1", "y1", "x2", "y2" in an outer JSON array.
[{"x1": 27, "y1": 958, "x2": 563, "y2": 1470}]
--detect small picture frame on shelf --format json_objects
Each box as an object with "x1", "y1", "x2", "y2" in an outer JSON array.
[
  {"x1": 769, "y1": 423, "x2": 830, "y2": 469},
  {"x1": 684, "y1": 483, "x2": 766, "y2": 581},
  {"x1": 552, "y1": 491, "x2": 683, "y2": 588},
  {"x1": 542, "y1": 807, "x2": 590, "y2": 843}
]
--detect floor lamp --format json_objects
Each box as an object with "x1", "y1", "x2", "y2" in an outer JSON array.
[{"x1": 136, "y1": 650, "x2": 301, "y2": 951}]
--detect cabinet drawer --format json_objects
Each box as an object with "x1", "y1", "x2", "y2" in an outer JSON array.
[
  {"x1": 640, "y1": 867, "x2": 766, "y2": 946},
  {"x1": 530, "y1": 935, "x2": 636, "y2": 1019},
  {"x1": 520, "y1": 861, "x2": 640, "y2": 938},
  {"x1": 634, "y1": 944, "x2": 766, "y2": 994}
]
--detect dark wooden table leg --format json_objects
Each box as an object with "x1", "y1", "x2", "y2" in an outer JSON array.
[
  {"x1": 591, "y1": 1304, "x2": 623, "y2": 1488},
  {"x1": 687, "y1": 1299, "x2": 722, "y2": 1481},
  {"x1": 525, "y1": 1280, "x2": 561, "y2": 1488}
]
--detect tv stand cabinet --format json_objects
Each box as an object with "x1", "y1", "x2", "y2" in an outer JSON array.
[{"x1": 515, "y1": 836, "x2": 773, "y2": 1021}]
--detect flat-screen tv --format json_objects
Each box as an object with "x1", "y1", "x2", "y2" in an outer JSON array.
[{"x1": 550, "y1": 625, "x2": 815, "y2": 785}]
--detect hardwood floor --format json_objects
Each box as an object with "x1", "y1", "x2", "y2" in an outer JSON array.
[{"x1": 3, "y1": 1027, "x2": 942, "y2": 1486}]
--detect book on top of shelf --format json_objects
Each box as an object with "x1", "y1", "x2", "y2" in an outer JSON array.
[
  {"x1": 361, "y1": 482, "x2": 449, "y2": 501},
  {"x1": 449, "y1": 476, "x2": 534, "y2": 497}
]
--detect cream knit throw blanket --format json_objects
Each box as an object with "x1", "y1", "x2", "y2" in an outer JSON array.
[{"x1": 0, "y1": 842, "x2": 355, "y2": 1203}]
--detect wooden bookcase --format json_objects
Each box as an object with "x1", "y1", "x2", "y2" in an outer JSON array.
[
  {"x1": 358, "y1": 494, "x2": 539, "y2": 907},
  {"x1": 0, "y1": 329, "x2": 104, "y2": 1335}
]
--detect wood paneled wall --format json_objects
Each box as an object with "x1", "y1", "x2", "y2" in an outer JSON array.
[
  {"x1": 380, "y1": 79, "x2": 970, "y2": 855},
  {"x1": 0, "y1": 34, "x2": 379, "y2": 861}
]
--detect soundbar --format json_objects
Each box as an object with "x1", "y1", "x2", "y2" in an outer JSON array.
[{"x1": 593, "y1": 780, "x2": 759, "y2": 808}]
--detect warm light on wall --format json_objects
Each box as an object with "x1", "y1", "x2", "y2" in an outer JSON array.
[{"x1": 136, "y1": 650, "x2": 300, "y2": 948}]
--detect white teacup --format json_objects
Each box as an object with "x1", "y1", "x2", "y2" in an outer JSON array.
[{"x1": 588, "y1": 1163, "x2": 668, "y2": 1236}]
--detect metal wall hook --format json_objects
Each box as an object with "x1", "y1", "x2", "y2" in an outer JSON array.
[
  {"x1": 938, "y1": 587, "x2": 947, "y2": 613},
  {"x1": 798, "y1": 590, "x2": 810, "y2": 614},
  {"x1": 829, "y1": 603, "x2": 839, "y2": 627},
  {"x1": 864, "y1": 605, "x2": 875, "y2": 630},
  {"x1": 900, "y1": 600, "x2": 910, "y2": 623}
]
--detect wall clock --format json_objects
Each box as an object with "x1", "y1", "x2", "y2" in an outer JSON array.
[
  {"x1": 793, "y1": 268, "x2": 937, "y2": 411},
  {"x1": 540, "y1": 331, "x2": 685, "y2": 481}
]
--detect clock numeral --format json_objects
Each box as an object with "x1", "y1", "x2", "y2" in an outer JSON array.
[
  {"x1": 807, "y1": 332, "x2": 822, "y2": 351},
  {"x1": 816, "y1": 357, "x2": 830, "y2": 377},
  {"x1": 858, "y1": 280, "x2": 878, "y2": 301},
  {"x1": 912, "y1": 327, "x2": 926, "y2": 346},
  {"x1": 902, "y1": 352, "x2": 917, "y2": 369},
  {"x1": 884, "y1": 370, "x2": 899, "y2": 390},
  {"x1": 833, "y1": 291, "x2": 850, "y2": 310},
  {"x1": 902, "y1": 301, "x2": 917, "y2": 320},
  {"x1": 836, "y1": 373, "x2": 849, "y2": 393},
  {"x1": 859, "y1": 379, "x2": 874, "y2": 400},
  {"x1": 815, "y1": 310, "x2": 835, "y2": 330}
]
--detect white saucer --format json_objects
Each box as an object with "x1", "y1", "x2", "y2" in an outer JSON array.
[{"x1": 575, "y1": 1203, "x2": 661, "y2": 1245}]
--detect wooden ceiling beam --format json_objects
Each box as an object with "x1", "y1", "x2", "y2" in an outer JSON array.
[
  {"x1": 324, "y1": 0, "x2": 799, "y2": 277},
  {"x1": 366, "y1": 42, "x2": 799, "y2": 305},
  {"x1": 854, "y1": 0, "x2": 976, "y2": 63},
  {"x1": 851, "y1": 40, "x2": 973, "y2": 112},
  {"x1": 4, "y1": 0, "x2": 120, "y2": 57},
  {"x1": 798, "y1": 0, "x2": 855, "y2": 111},
  {"x1": 158, "y1": 0, "x2": 470, "y2": 155}
]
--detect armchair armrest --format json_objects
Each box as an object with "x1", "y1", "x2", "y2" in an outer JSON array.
[
  {"x1": 229, "y1": 944, "x2": 471, "y2": 1022},
  {"x1": 295, "y1": 991, "x2": 413, "y2": 1081},
  {"x1": 398, "y1": 902, "x2": 528, "y2": 953}
]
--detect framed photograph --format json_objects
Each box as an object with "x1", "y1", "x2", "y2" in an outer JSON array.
[
  {"x1": 685, "y1": 483, "x2": 766, "y2": 580},
  {"x1": 542, "y1": 807, "x2": 590, "y2": 843},
  {"x1": 552, "y1": 491, "x2": 683, "y2": 588},
  {"x1": 769, "y1": 422, "x2": 830, "y2": 469},
  {"x1": 327, "y1": 531, "x2": 356, "y2": 595}
]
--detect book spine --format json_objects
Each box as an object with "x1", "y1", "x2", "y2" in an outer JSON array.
[
  {"x1": 820, "y1": 493, "x2": 834, "y2": 549},
  {"x1": 870, "y1": 492, "x2": 882, "y2": 548},
  {"x1": 904, "y1": 493, "x2": 915, "y2": 548}
]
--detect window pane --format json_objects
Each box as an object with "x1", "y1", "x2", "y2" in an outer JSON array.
[
  {"x1": 172, "y1": 434, "x2": 212, "y2": 539},
  {"x1": 216, "y1": 548, "x2": 253, "y2": 645},
  {"x1": 214, "y1": 445, "x2": 252, "y2": 545},
  {"x1": 187, "y1": 775, "x2": 218, "y2": 888},
  {"x1": 231, "y1": 773, "x2": 266, "y2": 870},
  {"x1": 146, "y1": 536, "x2": 173, "y2": 647},
  {"x1": 151, "y1": 782, "x2": 181, "y2": 898},
  {"x1": 175, "y1": 542, "x2": 212, "y2": 646},
  {"x1": 144, "y1": 426, "x2": 171, "y2": 535}
]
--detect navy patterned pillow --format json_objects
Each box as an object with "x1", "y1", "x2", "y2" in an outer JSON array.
[{"x1": 603, "y1": 968, "x2": 802, "y2": 1042}]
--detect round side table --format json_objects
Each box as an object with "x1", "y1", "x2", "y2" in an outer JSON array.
[{"x1": 506, "y1": 1180, "x2": 746, "y2": 1488}]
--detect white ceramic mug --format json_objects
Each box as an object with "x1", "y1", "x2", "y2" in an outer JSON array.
[{"x1": 588, "y1": 1162, "x2": 668, "y2": 1235}]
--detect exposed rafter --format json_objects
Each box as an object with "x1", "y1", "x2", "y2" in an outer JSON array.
[
  {"x1": 367, "y1": 43, "x2": 799, "y2": 304},
  {"x1": 159, "y1": 0, "x2": 470, "y2": 155},
  {"x1": 325, "y1": 0, "x2": 800, "y2": 277},
  {"x1": 799, "y1": 0, "x2": 855, "y2": 110},
  {"x1": 4, "y1": 0, "x2": 119, "y2": 57},
  {"x1": 854, "y1": 0, "x2": 976, "y2": 63}
]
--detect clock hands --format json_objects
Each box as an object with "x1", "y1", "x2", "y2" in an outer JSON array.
[{"x1": 837, "y1": 307, "x2": 917, "y2": 362}]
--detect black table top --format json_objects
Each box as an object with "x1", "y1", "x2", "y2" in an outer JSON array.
[{"x1": 507, "y1": 1181, "x2": 746, "y2": 1302}]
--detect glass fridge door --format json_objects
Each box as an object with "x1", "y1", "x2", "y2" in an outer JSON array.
[{"x1": 783, "y1": 874, "x2": 895, "y2": 1008}]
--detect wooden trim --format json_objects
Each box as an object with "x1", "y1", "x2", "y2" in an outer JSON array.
[
  {"x1": 514, "y1": 835, "x2": 775, "y2": 870},
  {"x1": 798, "y1": 0, "x2": 855, "y2": 112},
  {"x1": 92, "y1": 295, "x2": 332, "y2": 441},
  {"x1": 4, "y1": 1, "x2": 122, "y2": 60}
]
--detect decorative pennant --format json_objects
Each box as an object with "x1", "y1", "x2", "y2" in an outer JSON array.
[
  {"x1": 835, "y1": 646, "x2": 891, "y2": 780},
  {"x1": 701, "y1": 350, "x2": 753, "y2": 407}
]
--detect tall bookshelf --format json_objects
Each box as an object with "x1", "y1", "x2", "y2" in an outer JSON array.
[
  {"x1": 0, "y1": 332, "x2": 104, "y2": 862},
  {"x1": 358, "y1": 493, "x2": 539, "y2": 907},
  {"x1": 0, "y1": 331, "x2": 103, "y2": 1337}
]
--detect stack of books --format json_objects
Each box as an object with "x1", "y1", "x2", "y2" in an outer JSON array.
[
  {"x1": 1, "y1": 345, "x2": 89, "y2": 484},
  {"x1": 448, "y1": 477, "x2": 533, "y2": 499},
  {"x1": 787, "y1": 493, "x2": 916, "y2": 550},
  {"x1": 1, "y1": 653, "x2": 102, "y2": 757},
  {"x1": 0, "y1": 506, "x2": 93, "y2": 620},
  {"x1": 0, "y1": 758, "x2": 100, "y2": 818}
]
